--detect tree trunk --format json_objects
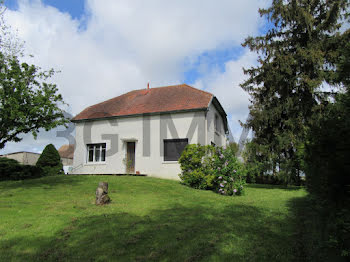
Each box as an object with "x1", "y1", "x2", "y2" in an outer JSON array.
[
  {"x1": 98, "y1": 182, "x2": 108, "y2": 193},
  {"x1": 96, "y1": 182, "x2": 110, "y2": 205}
]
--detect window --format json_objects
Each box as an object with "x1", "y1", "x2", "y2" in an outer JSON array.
[
  {"x1": 214, "y1": 114, "x2": 220, "y2": 132},
  {"x1": 211, "y1": 141, "x2": 216, "y2": 147},
  {"x1": 87, "y1": 143, "x2": 106, "y2": 163},
  {"x1": 164, "y1": 138, "x2": 188, "y2": 161}
]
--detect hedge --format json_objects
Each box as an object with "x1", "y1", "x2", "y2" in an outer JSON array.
[{"x1": 0, "y1": 158, "x2": 43, "y2": 181}]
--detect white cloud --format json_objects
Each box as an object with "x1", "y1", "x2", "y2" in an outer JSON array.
[
  {"x1": 1, "y1": 0, "x2": 267, "y2": 153},
  {"x1": 194, "y1": 51, "x2": 258, "y2": 141}
]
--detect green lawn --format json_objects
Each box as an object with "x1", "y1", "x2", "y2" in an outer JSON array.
[{"x1": 0, "y1": 175, "x2": 307, "y2": 261}]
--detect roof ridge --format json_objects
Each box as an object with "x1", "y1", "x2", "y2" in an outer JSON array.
[
  {"x1": 72, "y1": 83, "x2": 215, "y2": 121},
  {"x1": 85, "y1": 89, "x2": 140, "y2": 109},
  {"x1": 144, "y1": 84, "x2": 214, "y2": 97},
  {"x1": 180, "y1": 84, "x2": 214, "y2": 97},
  {"x1": 2, "y1": 151, "x2": 41, "y2": 155},
  {"x1": 76, "y1": 84, "x2": 212, "y2": 112}
]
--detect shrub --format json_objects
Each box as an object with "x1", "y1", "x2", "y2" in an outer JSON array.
[
  {"x1": 0, "y1": 158, "x2": 21, "y2": 180},
  {"x1": 0, "y1": 158, "x2": 43, "y2": 181},
  {"x1": 179, "y1": 144, "x2": 246, "y2": 196},
  {"x1": 179, "y1": 169, "x2": 209, "y2": 189},
  {"x1": 36, "y1": 144, "x2": 63, "y2": 176},
  {"x1": 211, "y1": 147, "x2": 246, "y2": 196},
  {"x1": 179, "y1": 144, "x2": 214, "y2": 189}
]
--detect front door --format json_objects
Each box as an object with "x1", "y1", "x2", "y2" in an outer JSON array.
[{"x1": 126, "y1": 142, "x2": 135, "y2": 173}]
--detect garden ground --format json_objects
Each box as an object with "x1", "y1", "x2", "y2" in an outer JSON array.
[{"x1": 0, "y1": 175, "x2": 308, "y2": 261}]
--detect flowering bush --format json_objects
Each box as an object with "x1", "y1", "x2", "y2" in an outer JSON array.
[
  {"x1": 179, "y1": 144, "x2": 246, "y2": 196},
  {"x1": 210, "y1": 147, "x2": 246, "y2": 196}
]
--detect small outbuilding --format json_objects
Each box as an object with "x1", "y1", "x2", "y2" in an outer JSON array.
[
  {"x1": 0, "y1": 151, "x2": 41, "y2": 166},
  {"x1": 58, "y1": 144, "x2": 75, "y2": 166}
]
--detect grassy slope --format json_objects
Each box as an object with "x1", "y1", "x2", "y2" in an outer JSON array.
[{"x1": 0, "y1": 176, "x2": 306, "y2": 261}]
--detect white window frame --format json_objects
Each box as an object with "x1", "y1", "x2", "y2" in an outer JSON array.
[{"x1": 87, "y1": 143, "x2": 106, "y2": 163}]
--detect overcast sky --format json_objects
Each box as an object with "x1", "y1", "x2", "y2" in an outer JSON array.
[{"x1": 1, "y1": 0, "x2": 270, "y2": 154}]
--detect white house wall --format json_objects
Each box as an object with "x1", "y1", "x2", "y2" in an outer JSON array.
[
  {"x1": 72, "y1": 111, "x2": 206, "y2": 180},
  {"x1": 61, "y1": 158, "x2": 73, "y2": 166},
  {"x1": 206, "y1": 102, "x2": 227, "y2": 147}
]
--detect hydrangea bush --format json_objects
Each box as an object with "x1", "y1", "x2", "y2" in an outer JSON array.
[
  {"x1": 179, "y1": 144, "x2": 246, "y2": 196},
  {"x1": 210, "y1": 147, "x2": 246, "y2": 196}
]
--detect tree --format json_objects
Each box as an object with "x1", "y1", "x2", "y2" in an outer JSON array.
[
  {"x1": 0, "y1": 3, "x2": 68, "y2": 149},
  {"x1": 36, "y1": 144, "x2": 63, "y2": 175},
  {"x1": 302, "y1": 42, "x2": 350, "y2": 257},
  {"x1": 240, "y1": 0, "x2": 349, "y2": 182},
  {"x1": 304, "y1": 29, "x2": 350, "y2": 201},
  {"x1": 242, "y1": 141, "x2": 272, "y2": 183},
  {"x1": 0, "y1": 3, "x2": 24, "y2": 58}
]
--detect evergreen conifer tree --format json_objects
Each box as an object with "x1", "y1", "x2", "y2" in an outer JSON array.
[
  {"x1": 36, "y1": 144, "x2": 63, "y2": 175},
  {"x1": 241, "y1": 0, "x2": 349, "y2": 183}
]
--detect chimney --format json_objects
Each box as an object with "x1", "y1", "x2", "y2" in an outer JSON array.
[{"x1": 145, "y1": 82, "x2": 150, "y2": 94}]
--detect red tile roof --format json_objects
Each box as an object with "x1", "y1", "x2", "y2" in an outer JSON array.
[
  {"x1": 58, "y1": 144, "x2": 75, "y2": 159},
  {"x1": 72, "y1": 84, "x2": 214, "y2": 121}
]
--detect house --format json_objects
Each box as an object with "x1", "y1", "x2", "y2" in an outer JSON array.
[
  {"x1": 58, "y1": 144, "x2": 75, "y2": 166},
  {"x1": 71, "y1": 84, "x2": 228, "y2": 180},
  {"x1": 58, "y1": 144, "x2": 75, "y2": 174},
  {"x1": 0, "y1": 151, "x2": 40, "y2": 166}
]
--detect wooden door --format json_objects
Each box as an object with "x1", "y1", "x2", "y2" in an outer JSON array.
[{"x1": 126, "y1": 142, "x2": 135, "y2": 173}]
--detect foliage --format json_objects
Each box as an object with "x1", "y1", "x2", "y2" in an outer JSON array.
[
  {"x1": 179, "y1": 144, "x2": 246, "y2": 195},
  {"x1": 180, "y1": 169, "x2": 211, "y2": 190},
  {"x1": 240, "y1": 0, "x2": 349, "y2": 182},
  {"x1": 0, "y1": 2, "x2": 24, "y2": 58},
  {"x1": 227, "y1": 142, "x2": 239, "y2": 156},
  {"x1": 178, "y1": 144, "x2": 214, "y2": 189},
  {"x1": 0, "y1": 54, "x2": 68, "y2": 149},
  {"x1": 0, "y1": 157, "x2": 42, "y2": 180},
  {"x1": 293, "y1": 195, "x2": 350, "y2": 261},
  {"x1": 242, "y1": 141, "x2": 288, "y2": 185},
  {"x1": 122, "y1": 158, "x2": 133, "y2": 173},
  {"x1": 0, "y1": 175, "x2": 307, "y2": 261},
  {"x1": 241, "y1": 1, "x2": 350, "y2": 257},
  {"x1": 331, "y1": 207, "x2": 350, "y2": 258},
  {"x1": 304, "y1": 90, "x2": 350, "y2": 203},
  {"x1": 242, "y1": 141, "x2": 271, "y2": 183},
  {"x1": 208, "y1": 147, "x2": 245, "y2": 196},
  {"x1": 303, "y1": 87, "x2": 350, "y2": 258},
  {"x1": 36, "y1": 144, "x2": 63, "y2": 176},
  {"x1": 0, "y1": 3, "x2": 68, "y2": 149}
]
